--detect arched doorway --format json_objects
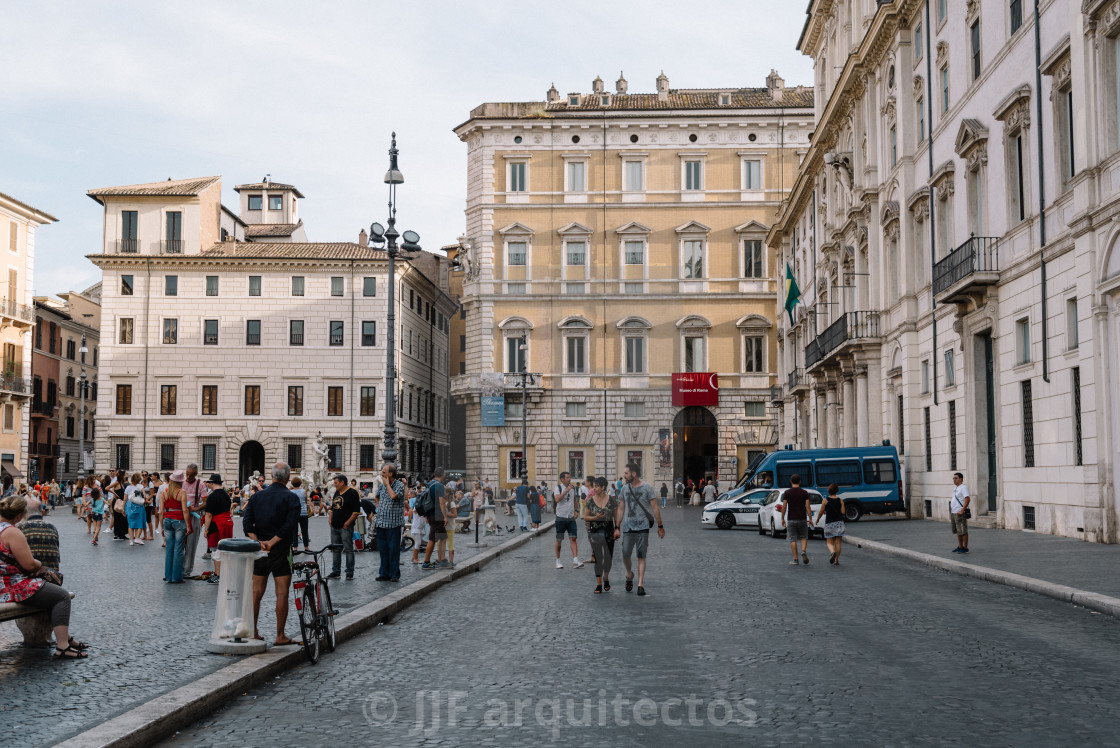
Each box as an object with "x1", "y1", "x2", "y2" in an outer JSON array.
[
  {"x1": 673, "y1": 406, "x2": 718, "y2": 486},
  {"x1": 239, "y1": 441, "x2": 265, "y2": 487}
]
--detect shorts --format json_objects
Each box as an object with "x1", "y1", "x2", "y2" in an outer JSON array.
[
  {"x1": 145, "y1": 505, "x2": 155, "y2": 520},
  {"x1": 429, "y1": 520, "x2": 447, "y2": 541},
  {"x1": 823, "y1": 520, "x2": 846, "y2": 538},
  {"x1": 91, "y1": 513, "x2": 103, "y2": 522},
  {"x1": 786, "y1": 520, "x2": 809, "y2": 542},
  {"x1": 621, "y1": 530, "x2": 649, "y2": 560},
  {"x1": 253, "y1": 542, "x2": 293, "y2": 578},
  {"x1": 554, "y1": 518, "x2": 578, "y2": 538},
  {"x1": 951, "y1": 513, "x2": 968, "y2": 536}
]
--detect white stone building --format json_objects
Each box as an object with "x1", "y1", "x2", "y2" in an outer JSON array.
[
  {"x1": 770, "y1": 0, "x2": 1120, "y2": 542},
  {"x1": 88, "y1": 176, "x2": 454, "y2": 487}
]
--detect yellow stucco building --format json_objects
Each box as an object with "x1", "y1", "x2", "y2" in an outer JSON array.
[{"x1": 450, "y1": 72, "x2": 812, "y2": 490}]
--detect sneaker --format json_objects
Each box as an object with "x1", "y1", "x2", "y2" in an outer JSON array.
[
  {"x1": 951, "y1": 548, "x2": 962, "y2": 553},
  {"x1": 202, "y1": 552, "x2": 211, "y2": 560},
  {"x1": 207, "y1": 575, "x2": 220, "y2": 584},
  {"x1": 438, "y1": 560, "x2": 449, "y2": 568},
  {"x1": 801, "y1": 552, "x2": 809, "y2": 565},
  {"x1": 326, "y1": 572, "x2": 341, "y2": 579},
  {"x1": 128, "y1": 540, "x2": 134, "y2": 546},
  {"x1": 556, "y1": 560, "x2": 564, "y2": 569},
  {"x1": 959, "y1": 547, "x2": 969, "y2": 553},
  {"x1": 789, "y1": 559, "x2": 800, "y2": 565},
  {"x1": 345, "y1": 574, "x2": 354, "y2": 580},
  {"x1": 573, "y1": 558, "x2": 585, "y2": 568},
  {"x1": 421, "y1": 563, "x2": 436, "y2": 570}
]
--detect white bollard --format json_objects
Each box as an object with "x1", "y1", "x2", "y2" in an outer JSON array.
[{"x1": 206, "y1": 538, "x2": 267, "y2": 654}]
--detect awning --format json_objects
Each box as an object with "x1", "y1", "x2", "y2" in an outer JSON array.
[{"x1": 2, "y1": 460, "x2": 23, "y2": 479}]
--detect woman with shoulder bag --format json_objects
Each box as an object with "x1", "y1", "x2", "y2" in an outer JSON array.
[
  {"x1": 125, "y1": 473, "x2": 147, "y2": 546},
  {"x1": 108, "y1": 471, "x2": 128, "y2": 541},
  {"x1": 814, "y1": 483, "x2": 846, "y2": 566},
  {"x1": 159, "y1": 471, "x2": 190, "y2": 583}
]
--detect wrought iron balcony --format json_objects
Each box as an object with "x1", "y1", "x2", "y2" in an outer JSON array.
[
  {"x1": 0, "y1": 298, "x2": 34, "y2": 325},
  {"x1": 31, "y1": 400, "x2": 57, "y2": 416},
  {"x1": 787, "y1": 367, "x2": 805, "y2": 392},
  {"x1": 160, "y1": 239, "x2": 184, "y2": 254},
  {"x1": 116, "y1": 239, "x2": 139, "y2": 253},
  {"x1": 804, "y1": 311, "x2": 881, "y2": 370},
  {"x1": 0, "y1": 376, "x2": 31, "y2": 397},
  {"x1": 933, "y1": 236, "x2": 1000, "y2": 302}
]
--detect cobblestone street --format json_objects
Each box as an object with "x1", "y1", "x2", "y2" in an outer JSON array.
[
  {"x1": 0, "y1": 507, "x2": 500, "y2": 747},
  {"x1": 161, "y1": 507, "x2": 1120, "y2": 747}
]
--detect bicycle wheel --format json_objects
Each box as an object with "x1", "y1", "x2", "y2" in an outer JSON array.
[
  {"x1": 401, "y1": 535, "x2": 415, "y2": 552},
  {"x1": 320, "y1": 583, "x2": 337, "y2": 653},
  {"x1": 299, "y1": 587, "x2": 320, "y2": 664}
]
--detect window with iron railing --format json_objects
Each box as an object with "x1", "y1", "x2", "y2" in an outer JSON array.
[
  {"x1": 246, "y1": 320, "x2": 261, "y2": 346},
  {"x1": 204, "y1": 319, "x2": 219, "y2": 345}
]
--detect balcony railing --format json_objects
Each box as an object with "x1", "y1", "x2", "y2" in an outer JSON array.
[
  {"x1": 933, "y1": 236, "x2": 999, "y2": 297},
  {"x1": 0, "y1": 298, "x2": 34, "y2": 324},
  {"x1": 116, "y1": 239, "x2": 139, "y2": 253},
  {"x1": 246, "y1": 332, "x2": 261, "y2": 345},
  {"x1": 31, "y1": 400, "x2": 57, "y2": 416},
  {"x1": 805, "y1": 311, "x2": 881, "y2": 369},
  {"x1": 290, "y1": 334, "x2": 304, "y2": 346},
  {"x1": 161, "y1": 239, "x2": 184, "y2": 254},
  {"x1": 30, "y1": 443, "x2": 61, "y2": 457},
  {"x1": 787, "y1": 367, "x2": 804, "y2": 391},
  {"x1": 0, "y1": 376, "x2": 31, "y2": 395}
]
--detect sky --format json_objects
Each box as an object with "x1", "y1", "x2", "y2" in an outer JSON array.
[{"x1": 1, "y1": 0, "x2": 814, "y2": 298}]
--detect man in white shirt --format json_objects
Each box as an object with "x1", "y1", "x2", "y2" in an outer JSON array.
[
  {"x1": 552, "y1": 472, "x2": 583, "y2": 569},
  {"x1": 950, "y1": 472, "x2": 971, "y2": 554}
]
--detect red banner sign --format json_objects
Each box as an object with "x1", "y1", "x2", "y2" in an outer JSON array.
[{"x1": 672, "y1": 372, "x2": 719, "y2": 406}]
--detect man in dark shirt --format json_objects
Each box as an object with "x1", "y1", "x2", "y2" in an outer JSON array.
[
  {"x1": 243, "y1": 462, "x2": 301, "y2": 645},
  {"x1": 514, "y1": 479, "x2": 531, "y2": 532},
  {"x1": 781, "y1": 474, "x2": 814, "y2": 566},
  {"x1": 421, "y1": 468, "x2": 449, "y2": 569},
  {"x1": 202, "y1": 474, "x2": 233, "y2": 583},
  {"x1": 328, "y1": 474, "x2": 360, "y2": 581},
  {"x1": 17, "y1": 496, "x2": 60, "y2": 575}
]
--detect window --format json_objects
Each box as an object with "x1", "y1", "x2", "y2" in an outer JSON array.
[
  {"x1": 624, "y1": 401, "x2": 646, "y2": 418},
  {"x1": 921, "y1": 359, "x2": 931, "y2": 394},
  {"x1": 119, "y1": 317, "x2": 134, "y2": 345},
  {"x1": 3, "y1": 404, "x2": 13, "y2": 431},
  {"x1": 567, "y1": 161, "x2": 586, "y2": 192},
  {"x1": 66, "y1": 339, "x2": 76, "y2": 360},
  {"x1": 775, "y1": 462, "x2": 811, "y2": 488},
  {"x1": 246, "y1": 319, "x2": 261, "y2": 345},
  {"x1": 565, "y1": 402, "x2": 586, "y2": 418},
  {"x1": 160, "y1": 385, "x2": 176, "y2": 415},
  {"x1": 682, "y1": 239, "x2": 704, "y2": 279},
  {"x1": 1072, "y1": 366, "x2": 1083, "y2": 466},
  {"x1": 864, "y1": 459, "x2": 897, "y2": 484},
  {"x1": 360, "y1": 387, "x2": 376, "y2": 416},
  {"x1": 970, "y1": 21, "x2": 981, "y2": 81},
  {"x1": 508, "y1": 283, "x2": 526, "y2": 294},
  {"x1": 917, "y1": 96, "x2": 926, "y2": 141},
  {"x1": 684, "y1": 336, "x2": 705, "y2": 372},
  {"x1": 362, "y1": 321, "x2": 376, "y2": 347},
  {"x1": 566, "y1": 241, "x2": 586, "y2": 267},
  {"x1": 165, "y1": 211, "x2": 182, "y2": 250},
  {"x1": 567, "y1": 450, "x2": 585, "y2": 480},
  {"x1": 924, "y1": 406, "x2": 933, "y2": 472},
  {"x1": 115, "y1": 443, "x2": 131, "y2": 471},
  {"x1": 331, "y1": 277, "x2": 344, "y2": 297},
  {"x1": 1058, "y1": 86, "x2": 1075, "y2": 188},
  {"x1": 330, "y1": 320, "x2": 344, "y2": 346},
  {"x1": 1022, "y1": 379, "x2": 1035, "y2": 467},
  {"x1": 566, "y1": 336, "x2": 586, "y2": 374},
  {"x1": 1016, "y1": 317, "x2": 1030, "y2": 364},
  {"x1": 508, "y1": 162, "x2": 527, "y2": 192},
  {"x1": 506, "y1": 400, "x2": 524, "y2": 419},
  {"x1": 292, "y1": 276, "x2": 305, "y2": 296},
  {"x1": 506, "y1": 336, "x2": 526, "y2": 373},
  {"x1": 890, "y1": 125, "x2": 897, "y2": 167},
  {"x1": 202, "y1": 443, "x2": 217, "y2": 471},
  {"x1": 625, "y1": 335, "x2": 645, "y2": 374},
  {"x1": 248, "y1": 195, "x2": 263, "y2": 210},
  {"x1": 937, "y1": 0, "x2": 947, "y2": 24},
  {"x1": 1066, "y1": 298, "x2": 1079, "y2": 350},
  {"x1": 360, "y1": 444, "x2": 377, "y2": 471},
  {"x1": 1010, "y1": 0, "x2": 1022, "y2": 34},
  {"x1": 624, "y1": 240, "x2": 644, "y2": 265},
  {"x1": 940, "y1": 65, "x2": 949, "y2": 113},
  {"x1": 327, "y1": 386, "x2": 344, "y2": 416},
  {"x1": 290, "y1": 320, "x2": 304, "y2": 346},
  {"x1": 66, "y1": 416, "x2": 74, "y2": 437},
  {"x1": 816, "y1": 460, "x2": 862, "y2": 486},
  {"x1": 459, "y1": 334, "x2": 465, "y2": 352},
  {"x1": 244, "y1": 385, "x2": 260, "y2": 416},
  {"x1": 204, "y1": 319, "x2": 219, "y2": 345},
  {"x1": 944, "y1": 349, "x2": 955, "y2": 387},
  {"x1": 623, "y1": 160, "x2": 644, "y2": 191},
  {"x1": 327, "y1": 444, "x2": 342, "y2": 470},
  {"x1": 121, "y1": 275, "x2": 134, "y2": 295},
  {"x1": 507, "y1": 241, "x2": 527, "y2": 266},
  {"x1": 565, "y1": 283, "x2": 584, "y2": 294},
  {"x1": 684, "y1": 160, "x2": 703, "y2": 190},
  {"x1": 948, "y1": 400, "x2": 958, "y2": 470},
  {"x1": 165, "y1": 276, "x2": 177, "y2": 296},
  {"x1": 115, "y1": 384, "x2": 132, "y2": 415},
  {"x1": 508, "y1": 450, "x2": 526, "y2": 481},
  {"x1": 205, "y1": 276, "x2": 219, "y2": 296},
  {"x1": 248, "y1": 276, "x2": 262, "y2": 296},
  {"x1": 742, "y1": 160, "x2": 761, "y2": 190},
  {"x1": 363, "y1": 277, "x2": 376, "y2": 297},
  {"x1": 744, "y1": 401, "x2": 766, "y2": 418},
  {"x1": 897, "y1": 395, "x2": 905, "y2": 454},
  {"x1": 287, "y1": 386, "x2": 303, "y2": 416},
  {"x1": 744, "y1": 336, "x2": 765, "y2": 373},
  {"x1": 743, "y1": 240, "x2": 763, "y2": 278},
  {"x1": 121, "y1": 210, "x2": 138, "y2": 252},
  {"x1": 268, "y1": 195, "x2": 282, "y2": 211}
]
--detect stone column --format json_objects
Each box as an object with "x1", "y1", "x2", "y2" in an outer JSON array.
[
  {"x1": 825, "y1": 387, "x2": 838, "y2": 448},
  {"x1": 841, "y1": 376, "x2": 855, "y2": 448},
  {"x1": 856, "y1": 367, "x2": 870, "y2": 447}
]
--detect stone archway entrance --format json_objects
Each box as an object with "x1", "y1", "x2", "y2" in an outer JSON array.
[
  {"x1": 673, "y1": 406, "x2": 718, "y2": 486},
  {"x1": 239, "y1": 440, "x2": 265, "y2": 487}
]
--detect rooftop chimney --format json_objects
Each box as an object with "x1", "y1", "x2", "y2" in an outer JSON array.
[
  {"x1": 767, "y1": 69, "x2": 785, "y2": 102},
  {"x1": 547, "y1": 82, "x2": 560, "y2": 103},
  {"x1": 592, "y1": 75, "x2": 604, "y2": 94},
  {"x1": 359, "y1": 228, "x2": 368, "y2": 246},
  {"x1": 616, "y1": 71, "x2": 628, "y2": 95},
  {"x1": 656, "y1": 71, "x2": 669, "y2": 102}
]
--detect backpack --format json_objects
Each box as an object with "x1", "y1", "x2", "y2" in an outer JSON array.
[{"x1": 414, "y1": 484, "x2": 436, "y2": 518}]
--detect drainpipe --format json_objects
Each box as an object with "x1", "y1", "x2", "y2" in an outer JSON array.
[
  {"x1": 925, "y1": 0, "x2": 939, "y2": 406},
  {"x1": 1034, "y1": 0, "x2": 1050, "y2": 382},
  {"x1": 143, "y1": 256, "x2": 151, "y2": 466},
  {"x1": 349, "y1": 259, "x2": 355, "y2": 473}
]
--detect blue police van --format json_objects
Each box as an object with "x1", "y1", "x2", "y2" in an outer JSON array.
[{"x1": 728, "y1": 444, "x2": 904, "y2": 521}]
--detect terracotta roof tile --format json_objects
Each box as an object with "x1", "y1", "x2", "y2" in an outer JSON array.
[
  {"x1": 198, "y1": 242, "x2": 385, "y2": 260},
  {"x1": 233, "y1": 181, "x2": 306, "y2": 198},
  {"x1": 244, "y1": 222, "x2": 302, "y2": 238},
  {"x1": 87, "y1": 176, "x2": 220, "y2": 203}
]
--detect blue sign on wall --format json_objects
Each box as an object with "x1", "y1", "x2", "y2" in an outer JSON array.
[{"x1": 481, "y1": 396, "x2": 505, "y2": 426}]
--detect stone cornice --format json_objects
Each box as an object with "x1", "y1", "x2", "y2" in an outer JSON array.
[{"x1": 88, "y1": 253, "x2": 390, "y2": 273}]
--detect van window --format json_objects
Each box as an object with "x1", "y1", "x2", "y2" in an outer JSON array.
[
  {"x1": 815, "y1": 460, "x2": 862, "y2": 487},
  {"x1": 864, "y1": 459, "x2": 898, "y2": 484},
  {"x1": 775, "y1": 462, "x2": 812, "y2": 488}
]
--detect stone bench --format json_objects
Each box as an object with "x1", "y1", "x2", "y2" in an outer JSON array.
[{"x1": 0, "y1": 591, "x2": 76, "y2": 646}]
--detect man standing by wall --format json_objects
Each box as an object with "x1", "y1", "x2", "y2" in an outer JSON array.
[
  {"x1": 327, "y1": 474, "x2": 360, "y2": 581},
  {"x1": 950, "y1": 473, "x2": 971, "y2": 554}
]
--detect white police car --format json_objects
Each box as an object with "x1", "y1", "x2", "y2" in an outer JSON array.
[
  {"x1": 701, "y1": 489, "x2": 772, "y2": 530},
  {"x1": 756, "y1": 487, "x2": 825, "y2": 538}
]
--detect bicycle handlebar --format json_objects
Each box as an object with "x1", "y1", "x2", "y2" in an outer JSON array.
[{"x1": 293, "y1": 543, "x2": 343, "y2": 556}]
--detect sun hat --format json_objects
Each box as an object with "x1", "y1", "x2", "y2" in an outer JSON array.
[{"x1": 169, "y1": 469, "x2": 186, "y2": 482}]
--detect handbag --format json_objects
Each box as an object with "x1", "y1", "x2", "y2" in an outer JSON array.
[{"x1": 129, "y1": 490, "x2": 145, "y2": 507}]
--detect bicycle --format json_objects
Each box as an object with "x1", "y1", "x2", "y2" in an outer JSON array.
[
  {"x1": 362, "y1": 522, "x2": 415, "y2": 553},
  {"x1": 291, "y1": 543, "x2": 342, "y2": 664}
]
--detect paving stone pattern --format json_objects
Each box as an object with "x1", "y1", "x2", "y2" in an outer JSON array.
[
  {"x1": 162, "y1": 508, "x2": 1120, "y2": 747},
  {"x1": 0, "y1": 508, "x2": 499, "y2": 747}
]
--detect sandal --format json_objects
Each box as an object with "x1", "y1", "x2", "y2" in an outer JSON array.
[
  {"x1": 55, "y1": 645, "x2": 88, "y2": 659},
  {"x1": 625, "y1": 574, "x2": 634, "y2": 593},
  {"x1": 603, "y1": 579, "x2": 611, "y2": 592},
  {"x1": 68, "y1": 638, "x2": 88, "y2": 651},
  {"x1": 594, "y1": 584, "x2": 602, "y2": 594}
]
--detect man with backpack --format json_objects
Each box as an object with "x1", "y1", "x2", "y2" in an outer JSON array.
[
  {"x1": 616, "y1": 462, "x2": 665, "y2": 597},
  {"x1": 420, "y1": 467, "x2": 450, "y2": 569}
]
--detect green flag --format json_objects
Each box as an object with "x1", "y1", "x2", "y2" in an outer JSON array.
[{"x1": 783, "y1": 263, "x2": 801, "y2": 325}]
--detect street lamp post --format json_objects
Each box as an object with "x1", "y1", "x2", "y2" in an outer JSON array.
[
  {"x1": 519, "y1": 340, "x2": 528, "y2": 483},
  {"x1": 367, "y1": 133, "x2": 422, "y2": 466},
  {"x1": 77, "y1": 336, "x2": 88, "y2": 482}
]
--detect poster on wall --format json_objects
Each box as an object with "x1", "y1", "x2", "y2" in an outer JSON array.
[
  {"x1": 672, "y1": 372, "x2": 719, "y2": 406},
  {"x1": 480, "y1": 373, "x2": 506, "y2": 427},
  {"x1": 658, "y1": 428, "x2": 671, "y2": 468}
]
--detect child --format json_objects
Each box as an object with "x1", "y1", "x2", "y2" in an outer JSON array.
[
  {"x1": 89, "y1": 487, "x2": 105, "y2": 546},
  {"x1": 409, "y1": 493, "x2": 427, "y2": 564}
]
